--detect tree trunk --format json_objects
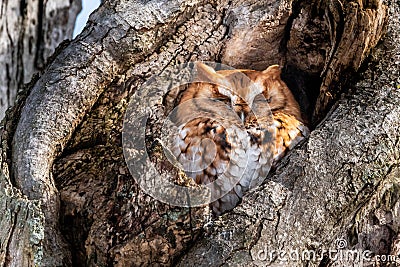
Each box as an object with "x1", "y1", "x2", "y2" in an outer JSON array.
[
  {"x1": 0, "y1": 0, "x2": 81, "y2": 119},
  {"x1": 1, "y1": 0, "x2": 397, "y2": 266}
]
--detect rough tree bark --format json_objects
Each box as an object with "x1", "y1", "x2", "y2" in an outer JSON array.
[
  {"x1": 0, "y1": 0, "x2": 397, "y2": 266},
  {"x1": 0, "y1": 0, "x2": 81, "y2": 119}
]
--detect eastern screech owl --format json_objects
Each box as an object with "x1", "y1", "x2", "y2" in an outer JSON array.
[{"x1": 170, "y1": 62, "x2": 309, "y2": 215}]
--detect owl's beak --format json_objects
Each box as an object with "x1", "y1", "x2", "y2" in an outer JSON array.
[
  {"x1": 232, "y1": 103, "x2": 247, "y2": 123},
  {"x1": 239, "y1": 111, "x2": 245, "y2": 123}
]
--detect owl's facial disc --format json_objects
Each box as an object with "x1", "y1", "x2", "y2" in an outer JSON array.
[
  {"x1": 217, "y1": 85, "x2": 259, "y2": 123},
  {"x1": 226, "y1": 91, "x2": 254, "y2": 123}
]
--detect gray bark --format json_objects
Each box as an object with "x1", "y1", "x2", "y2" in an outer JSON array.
[
  {"x1": 0, "y1": 0, "x2": 396, "y2": 266},
  {"x1": 0, "y1": 0, "x2": 80, "y2": 265},
  {"x1": 0, "y1": 0, "x2": 81, "y2": 119}
]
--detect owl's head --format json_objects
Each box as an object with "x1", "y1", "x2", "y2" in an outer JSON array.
[{"x1": 195, "y1": 62, "x2": 301, "y2": 122}]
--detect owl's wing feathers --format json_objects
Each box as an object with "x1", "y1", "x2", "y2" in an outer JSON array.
[{"x1": 272, "y1": 112, "x2": 310, "y2": 163}]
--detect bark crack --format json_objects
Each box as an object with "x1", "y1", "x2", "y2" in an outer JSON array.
[
  {"x1": 4, "y1": 205, "x2": 21, "y2": 266},
  {"x1": 34, "y1": 0, "x2": 44, "y2": 70}
]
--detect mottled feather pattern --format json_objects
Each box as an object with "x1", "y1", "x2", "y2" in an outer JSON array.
[
  {"x1": 171, "y1": 63, "x2": 309, "y2": 215},
  {"x1": 272, "y1": 112, "x2": 310, "y2": 163}
]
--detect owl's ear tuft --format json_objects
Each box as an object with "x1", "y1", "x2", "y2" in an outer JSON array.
[
  {"x1": 262, "y1": 65, "x2": 281, "y2": 80},
  {"x1": 195, "y1": 62, "x2": 224, "y2": 85}
]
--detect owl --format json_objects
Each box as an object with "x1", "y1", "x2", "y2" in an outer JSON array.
[{"x1": 170, "y1": 62, "x2": 309, "y2": 215}]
